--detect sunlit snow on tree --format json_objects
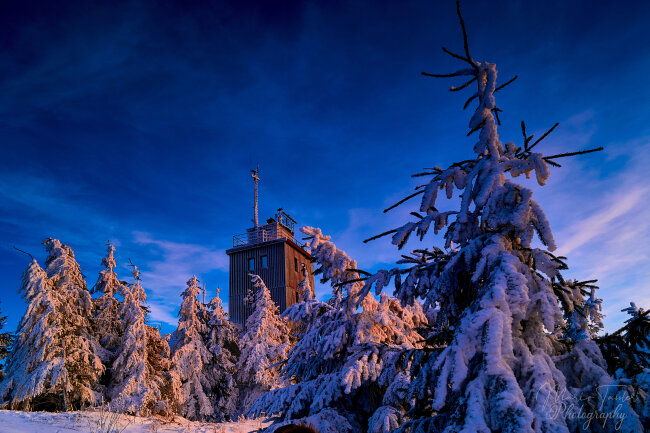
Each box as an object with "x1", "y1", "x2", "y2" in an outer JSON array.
[
  {"x1": 0, "y1": 240, "x2": 103, "y2": 411},
  {"x1": 109, "y1": 262, "x2": 170, "y2": 415},
  {"x1": 237, "y1": 274, "x2": 290, "y2": 412},
  {"x1": 250, "y1": 228, "x2": 427, "y2": 433}
]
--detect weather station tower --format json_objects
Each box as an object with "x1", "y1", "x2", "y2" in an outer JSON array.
[{"x1": 226, "y1": 166, "x2": 315, "y2": 326}]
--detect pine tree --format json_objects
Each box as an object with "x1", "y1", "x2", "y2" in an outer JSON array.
[
  {"x1": 250, "y1": 228, "x2": 427, "y2": 433},
  {"x1": 591, "y1": 301, "x2": 650, "y2": 427},
  {"x1": 0, "y1": 242, "x2": 103, "y2": 411},
  {"x1": 144, "y1": 322, "x2": 175, "y2": 416},
  {"x1": 348, "y1": 3, "x2": 643, "y2": 432},
  {"x1": 205, "y1": 288, "x2": 240, "y2": 421},
  {"x1": 237, "y1": 274, "x2": 290, "y2": 411},
  {"x1": 169, "y1": 275, "x2": 214, "y2": 421},
  {"x1": 91, "y1": 242, "x2": 125, "y2": 359},
  {"x1": 109, "y1": 263, "x2": 168, "y2": 415},
  {"x1": 0, "y1": 301, "x2": 12, "y2": 381},
  {"x1": 0, "y1": 258, "x2": 64, "y2": 409},
  {"x1": 596, "y1": 302, "x2": 650, "y2": 376},
  {"x1": 296, "y1": 263, "x2": 313, "y2": 303},
  {"x1": 42, "y1": 238, "x2": 104, "y2": 409}
]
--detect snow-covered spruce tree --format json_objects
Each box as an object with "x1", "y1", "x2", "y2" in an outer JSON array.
[
  {"x1": 205, "y1": 289, "x2": 240, "y2": 421},
  {"x1": 297, "y1": 263, "x2": 313, "y2": 303},
  {"x1": 559, "y1": 279, "x2": 604, "y2": 342},
  {"x1": 110, "y1": 263, "x2": 169, "y2": 415},
  {"x1": 0, "y1": 258, "x2": 63, "y2": 410},
  {"x1": 237, "y1": 274, "x2": 291, "y2": 412},
  {"x1": 596, "y1": 302, "x2": 650, "y2": 377},
  {"x1": 43, "y1": 238, "x2": 104, "y2": 409},
  {"x1": 0, "y1": 240, "x2": 103, "y2": 411},
  {"x1": 280, "y1": 261, "x2": 321, "y2": 353},
  {"x1": 169, "y1": 275, "x2": 215, "y2": 421},
  {"x1": 144, "y1": 321, "x2": 175, "y2": 416},
  {"x1": 91, "y1": 242, "x2": 125, "y2": 360},
  {"x1": 549, "y1": 279, "x2": 641, "y2": 433},
  {"x1": 593, "y1": 302, "x2": 650, "y2": 427},
  {"x1": 249, "y1": 227, "x2": 428, "y2": 433},
  {"x1": 0, "y1": 301, "x2": 12, "y2": 381},
  {"x1": 354, "y1": 3, "x2": 642, "y2": 432}
]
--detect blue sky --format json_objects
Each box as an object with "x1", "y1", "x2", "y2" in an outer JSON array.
[{"x1": 1, "y1": 0, "x2": 650, "y2": 335}]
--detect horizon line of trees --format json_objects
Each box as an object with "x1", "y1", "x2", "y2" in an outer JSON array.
[{"x1": 0, "y1": 221, "x2": 648, "y2": 432}]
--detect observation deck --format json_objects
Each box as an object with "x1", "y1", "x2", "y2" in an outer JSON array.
[{"x1": 232, "y1": 209, "x2": 304, "y2": 248}]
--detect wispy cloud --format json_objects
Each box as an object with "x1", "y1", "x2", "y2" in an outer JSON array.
[
  {"x1": 541, "y1": 131, "x2": 650, "y2": 330},
  {"x1": 555, "y1": 188, "x2": 650, "y2": 326},
  {"x1": 132, "y1": 231, "x2": 228, "y2": 327},
  {"x1": 557, "y1": 187, "x2": 649, "y2": 256},
  {"x1": 147, "y1": 303, "x2": 179, "y2": 328}
]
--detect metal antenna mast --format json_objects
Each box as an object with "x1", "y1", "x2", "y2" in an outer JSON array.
[{"x1": 251, "y1": 163, "x2": 260, "y2": 228}]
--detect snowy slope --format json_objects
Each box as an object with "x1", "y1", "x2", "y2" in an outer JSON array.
[{"x1": 0, "y1": 410, "x2": 271, "y2": 433}]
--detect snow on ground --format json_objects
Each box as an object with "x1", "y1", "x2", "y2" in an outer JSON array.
[{"x1": 0, "y1": 409, "x2": 272, "y2": 433}]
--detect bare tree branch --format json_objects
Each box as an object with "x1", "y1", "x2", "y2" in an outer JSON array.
[
  {"x1": 450, "y1": 76, "x2": 477, "y2": 91},
  {"x1": 528, "y1": 122, "x2": 559, "y2": 151},
  {"x1": 421, "y1": 70, "x2": 471, "y2": 78},
  {"x1": 543, "y1": 147, "x2": 603, "y2": 161},
  {"x1": 494, "y1": 75, "x2": 518, "y2": 93},
  {"x1": 456, "y1": 0, "x2": 477, "y2": 69},
  {"x1": 384, "y1": 190, "x2": 425, "y2": 213},
  {"x1": 13, "y1": 245, "x2": 34, "y2": 260},
  {"x1": 363, "y1": 229, "x2": 398, "y2": 244}
]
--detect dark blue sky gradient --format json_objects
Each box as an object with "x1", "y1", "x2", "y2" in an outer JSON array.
[{"x1": 1, "y1": 0, "x2": 650, "y2": 334}]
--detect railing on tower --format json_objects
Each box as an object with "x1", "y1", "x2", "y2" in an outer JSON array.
[
  {"x1": 275, "y1": 209, "x2": 296, "y2": 233},
  {"x1": 232, "y1": 210, "x2": 305, "y2": 248}
]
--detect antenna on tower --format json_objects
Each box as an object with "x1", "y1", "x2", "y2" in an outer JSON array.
[
  {"x1": 251, "y1": 163, "x2": 260, "y2": 228},
  {"x1": 202, "y1": 282, "x2": 206, "y2": 305}
]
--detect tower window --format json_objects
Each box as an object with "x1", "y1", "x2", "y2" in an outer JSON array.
[
  {"x1": 248, "y1": 257, "x2": 255, "y2": 271},
  {"x1": 294, "y1": 258, "x2": 298, "y2": 272},
  {"x1": 261, "y1": 255, "x2": 268, "y2": 268}
]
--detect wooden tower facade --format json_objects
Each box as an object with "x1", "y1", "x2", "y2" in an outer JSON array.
[{"x1": 226, "y1": 168, "x2": 315, "y2": 326}]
